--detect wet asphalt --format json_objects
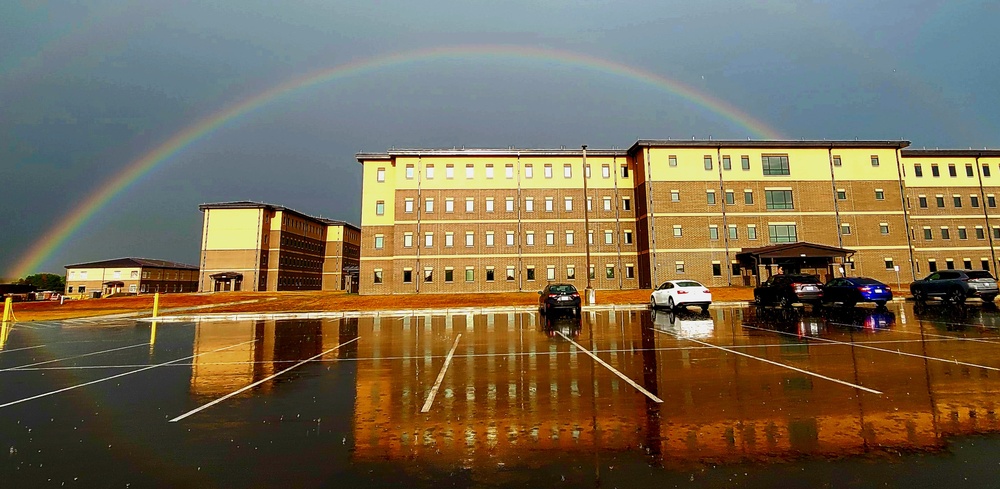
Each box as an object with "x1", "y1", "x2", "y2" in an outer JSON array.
[{"x1": 3, "y1": 300, "x2": 1000, "y2": 488}]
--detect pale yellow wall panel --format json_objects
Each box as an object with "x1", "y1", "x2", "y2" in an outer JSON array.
[
  {"x1": 361, "y1": 160, "x2": 396, "y2": 226},
  {"x1": 204, "y1": 209, "x2": 264, "y2": 250},
  {"x1": 901, "y1": 156, "x2": 985, "y2": 188}
]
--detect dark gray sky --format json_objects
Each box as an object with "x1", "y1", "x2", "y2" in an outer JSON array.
[{"x1": 2, "y1": 0, "x2": 998, "y2": 277}]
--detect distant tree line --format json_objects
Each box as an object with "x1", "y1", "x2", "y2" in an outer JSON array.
[{"x1": 16, "y1": 273, "x2": 65, "y2": 291}]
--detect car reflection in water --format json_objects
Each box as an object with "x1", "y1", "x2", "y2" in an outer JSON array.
[
  {"x1": 541, "y1": 313, "x2": 582, "y2": 339},
  {"x1": 823, "y1": 307, "x2": 896, "y2": 331},
  {"x1": 743, "y1": 306, "x2": 828, "y2": 338},
  {"x1": 650, "y1": 308, "x2": 714, "y2": 339},
  {"x1": 912, "y1": 297, "x2": 1000, "y2": 331}
]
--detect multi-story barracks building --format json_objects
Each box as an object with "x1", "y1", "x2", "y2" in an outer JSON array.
[{"x1": 356, "y1": 140, "x2": 1000, "y2": 295}]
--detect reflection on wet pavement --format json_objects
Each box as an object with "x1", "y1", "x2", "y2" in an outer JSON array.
[{"x1": 4, "y1": 302, "x2": 1000, "y2": 486}]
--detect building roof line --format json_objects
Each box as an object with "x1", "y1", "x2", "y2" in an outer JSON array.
[{"x1": 199, "y1": 201, "x2": 359, "y2": 231}]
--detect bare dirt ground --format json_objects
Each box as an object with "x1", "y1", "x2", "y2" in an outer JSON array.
[{"x1": 9, "y1": 287, "x2": 755, "y2": 321}]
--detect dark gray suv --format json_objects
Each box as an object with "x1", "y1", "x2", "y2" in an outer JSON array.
[{"x1": 909, "y1": 270, "x2": 999, "y2": 304}]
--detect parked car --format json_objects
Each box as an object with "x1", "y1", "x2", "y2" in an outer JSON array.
[
  {"x1": 753, "y1": 273, "x2": 823, "y2": 307},
  {"x1": 822, "y1": 277, "x2": 893, "y2": 308},
  {"x1": 650, "y1": 280, "x2": 712, "y2": 312},
  {"x1": 538, "y1": 283, "x2": 581, "y2": 316},
  {"x1": 909, "y1": 270, "x2": 999, "y2": 304}
]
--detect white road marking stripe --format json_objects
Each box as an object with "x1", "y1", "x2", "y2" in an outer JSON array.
[
  {"x1": 421, "y1": 334, "x2": 462, "y2": 413},
  {"x1": 0, "y1": 344, "x2": 46, "y2": 354},
  {"x1": 654, "y1": 328, "x2": 883, "y2": 395},
  {"x1": 557, "y1": 331, "x2": 663, "y2": 403},
  {"x1": 0, "y1": 343, "x2": 150, "y2": 372},
  {"x1": 0, "y1": 339, "x2": 257, "y2": 409},
  {"x1": 169, "y1": 337, "x2": 360, "y2": 422},
  {"x1": 743, "y1": 324, "x2": 1000, "y2": 372}
]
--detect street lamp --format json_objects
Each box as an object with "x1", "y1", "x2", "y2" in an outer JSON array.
[{"x1": 582, "y1": 145, "x2": 595, "y2": 305}]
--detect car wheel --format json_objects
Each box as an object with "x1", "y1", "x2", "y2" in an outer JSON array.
[
  {"x1": 650, "y1": 296, "x2": 657, "y2": 309},
  {"x1": 912, "y1": 288, "x2": 926, "y2": 303},
  {"x1": 948, "y1": 288, "x2": 966, "y2": 304},
  {"x1": 778, "y1": 294, "x2": 793, "y2": 309},
  {"x1": 667, "y1": 296, "x2": 676, "y2": 311}
]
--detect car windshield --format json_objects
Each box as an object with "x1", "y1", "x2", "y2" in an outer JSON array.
[
  {"x1": 675, "y1": 281, "x2": 703, "y2": 288},
  {"x1": 966, "y1": 271, "x2": 995, "y2": 279},
  {"x1": 549, "y1": 285, "x2": 577, "y2": 293}
]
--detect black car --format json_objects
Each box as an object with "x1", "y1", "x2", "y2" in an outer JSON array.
[
  {"x1": 910, "y1": 270, "x2": 999, "y2": 304},
  {"x1": 538, "y1": 283, "x2": 582, "y2": 316},
  {"x1": 753, "y1": 273, "x2": 823, "y2": 308}
]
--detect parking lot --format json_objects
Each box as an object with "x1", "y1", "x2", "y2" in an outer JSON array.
[{"x1": 4, "y1": 301, "x2": 1000, "y2": 487}]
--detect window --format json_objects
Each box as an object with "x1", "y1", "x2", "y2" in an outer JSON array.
[
  {"x1": 78, "y1": 286, "x2": 85, "y2": 293},
  {"x1": 626, "y1": 265, "x2": 635, "y2": 279},
  {"x1": 963, "y1": 259, "x2": 973, "y2": 270},
  {"x1": 623, "y1": 230, "x2": 633, "y2": 244},
  {"x1": 918, "y1": 196, "x2": 927, "y2": 208},
  {"x1": 373, "y1": 269, "x2": 383, "y2": 284},
  {"x1": 525, "y1": 231, "x2": 534, "y2": 246},
  {"x1": 922, "y1": 227, "x2": 932, "y2": 240},
  {"x1": 486, "y1": 268, "x2": 495, "y2": 281},
  {"x1": 603, "y1": 197, "x2": 612, "y2": 211},
  {"x1": 563, "y1": 164, "x2": 572, "y2": 178},
  {"x1": 994, "y1": 227, "x2": 1000, "y2": 239},
  {"x1": 504, "y1": 197, "x2": 514, "y2": 213},
  {"x1": 765, "y1": 190, "x2": 794, "y2": 210},
  {"x1": 671, "y1": 190, "x2": 680, "y2": 202},
  {"x1": 402, "y1": 269, "x2": 413, "y2": 283},
  {"x1": 485, "y1": 198, "x2": 494, "y2": 213},
  {"x1": 426, "y1": 165, "x2": 434, "y2": 179},
  {"x1": 954, "y1": 195, "x2": 962, "y2": 208},
  {"x1": 880, "y1": 223, "x2": 890, "y2": 235},
  {"x1": 747, "y1": 225, "x2": 758, "y2": 240},
  {"x1": 709, "y1": 225, "x2": 719, "y2": 240},
  {"x1": 762, "y1": 155, "x2": 790, "y2": 175},
  {"x1": 589, "y1": 265, "x2": 596, "y2": 280},
  {"x1": 837, "y1": 189, "x2": 847, "y2": 200},
  {"x1": 875, "y1": 189, "x2": 884, "y2": 200},
  {"x1": 914, "y1": 164, "x2": 922, "y2": 177},
  {"x1": 425, "y1": 233, "x2": 434, "y2": 247},
  {"x1": 725, "y1": 190, "x2": 735, "y2": 205},
  {"x1": 565, "y1": 230, "x2": 574, "y2": 245},
  {"x1": 946, "y1": 259, "x2": 955, "y2": 270},
  {"x1": 525, "y1": 164, "x2": 533, "y2": 178},
  {"x1": 871, "y1": 155, "x2": 880, "y2": 167},
  {"x1": 841, "y1": 223, "x2": 851, "y2": 235},
  {"x1": 67, "y1": 286, "x2": 73, "y2": 293},
  {"x1": 466, "y1": 164, "x2": 474, "y2": 179},
  {"x1": 621, "y1": 165, "x2": 629, "y2": 178},
  {"x1": 936, "y1": 195, "x2": 945, "y2": 208},
  {"x1": 546, "y1": 266, "x2": 556, "y2": 281},
  {"x1": 707, "y1": 191, "x2": 716, "y2": 204},
  {"x1": 931, "y1": 164, "x2": 940, "y2": 177},
  {"x1": 585, "y1": 164, "x2": 591, "y2": 178},
  {"x1": 622, "y1": 197, "x2": 631, "y2": 211},
  {"x1": 728, "y1": 225, "x2": 738, "y2": 240},
  {"x1": 465, "y1": 268, "x2": 474, "y2": 282},
  {"x1": 404, "y1": 198, "x2": 414, "y2": 213},
  {"x1": 545, "y1": 197, "x2": 554, "y2": 212},
  {"x1": 948, "y1": 164, "x2": 957, "y2": 177},
  {"x1": 485, "y1": 164, "x2": 494, "y2": 179},
  {"x1": 445, "y1": 232, "x2": 454, "y2": 247},
  {"x1": 376, "y1": 168, "x2": 385, "y2": 182},
  {"x1": 674, "y1": 261, "x2": 685, "y2": 274},
  {"x1": 544, "y1": 164, "x2": 553, "y2": 178},
  {"x1": 673, "y1": 225, "x2": 682, "y2": 238},
  {"x1": 604, "y1": 230, "x2": 613, "y2": 244},
  {"x1": 941, "y1": 227, "x2": 950, "y2": 240},
  {"x1": 424, "y1": 268, "x2": 433, "y2": 283},
  {"x1": 566, "y1": 265, "x2": 575, "y2": 280},
  {"x1": 525, "y1": 198, "x2": 534, "y2": 212},
  {"x1": 744, "y1": 190, "x2": 754, "y2": 205},
  {"x1": 972, "y1": 195, "x2": 980, "y2": 208},
  {"x1": 768, "y1": 224, "x2": 797, "y2": 243},
  {"x1": 833, "y1": 155, "x2": 842, "y2": 167},
  {"x1": 507, "y1": 267, "x2": 516, "y2": 281},
  {"x1": 669, "y1": 155, "x2": 678, "y2": 167},
  {"x1": 984, "y1": 259, "x2": 991, "y2": 271},
  {"x1": 884, "y1": 259, "x2": 894, "y2": 270},
  {"x1": 959, "y1": 227, "x2": 968, "y2": 240},
  {"x1": 704, "y1": 155, "x2": 713, "y2": 170},
  {"x1": 546, "y1": 231, "x2": 555, "y2": 245},
  {"x1": 928, "y1": 260, "x2": 938, "y2": 272},
  {"x1": 990, "y1": 195, "x2": 997, "y2": 208},
  {"x1": 606, "y1": 265, "x2": 615, "y2": 279},
  {"x1": 984, "y1": 165, "x2": 992, "y2": 177},
  {"x1": 466, "y1": 232, "x2": 474, "y2": 247},
  {"x1": 445, "y1": 268, "x2": 454, "y2": 282},
  {"x1": 506, "y1": 231, "x2": 515, "y2": 246},
  {"x1": 602, "y1": 164, "x2": 611, "y2": 178},
  {"x1": 405, "y1": 165, "x2": 414, "y2": 179},
  {"x1": 713, "y1": 262, "x2": 722, "y2": 276},
  {"x1": 403, "y1": 233, "x2": 413, "y2": 248},
  {"x1": 741, "y1": 155, "x2": 750, "y2": 170},
  {"x1": 374, "y1": 235, "x2": 384, "y2": 249},
  {"x1": 564, "y1": 197, "x2": 573, "y2": 211},
  {"x1": 967, "y1": 165, "x2": 975, "y2": 177},
  {"x1": 466, "y1": 198, "x2": 474, "y2": 213},
  {"x1": 446, "y1": 164, "x2": 454, "y2": 179},
  {"x1": 526, "y1": 267, "x2": 535, "y2": 281},
  {"x1": 722, "y1": 156, "x2": 731, "y2": 170},
  {"x1": 505, "y1": 164, "x2": 514, "y2": 179},
  {"x1": 425, "y1": 198, "x2": 434, "y2": 213},
  {"x1": 486, "y1": 232, "x2": 495, "y2": 247},
  {"x1": 375, "y1": 201, "x2": 385, "y2": 215}
]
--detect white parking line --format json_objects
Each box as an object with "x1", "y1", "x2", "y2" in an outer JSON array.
[
  {"x1": 420, "y1": 334, "x2": 462, "y2": 413},
  {"x1": 653, "y1": 328, "x2": 883, "y2": 395},
  {"x1": 0, "y1": 343, "x2": 150, "y2": 372},
  {"x1": 557, "y1": 331, "x2": 663, "y2": 403},
  {"x1": 169, "y1": 337, "x2": 360, "y2": 422},
  {"x1": 742, "y1": 324, "x2": 1000, "y2": 372},
  {"x1": 0, "y1": 339, "x2": 257, "y2": 409},
  {"x1": 0, "y1": 344, "x2": 46, "y2": 354}
]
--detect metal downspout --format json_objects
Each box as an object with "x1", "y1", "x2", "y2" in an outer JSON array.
[
  {"x1": 895, "y1": 148, "x2": 917, "y2": 281},
  {"x1": 415, "y1": 154, "x2": 422, "y2": 293},
  {"x1": 613, "y1": 154, "x2": 624, "y2": 289},
  {"x1": 718, "y1": 146, "x2": 732, "y2": 285},
  {"x1": 828, "y1": 146, "x2": 844, "y2": 250},
  {"x1": 975, "y1": 154, "x2": 998, "y2": 272},
  {"x1": 645, "y1": 146, "x2": 657, "y2": 286}
]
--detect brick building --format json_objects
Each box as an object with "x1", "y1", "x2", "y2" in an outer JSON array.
[
  {"x1": 198, "y1": 201, "x2": 360, "y2": 292},
  {"x1": 357, "y1": 141, "x2": 1000, "y2": 295},
  {"x1": 64, "y1": 258, "x2": 199, "y2": 298}
]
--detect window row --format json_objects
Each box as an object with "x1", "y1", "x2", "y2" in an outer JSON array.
[
  {"x1": 915, "y1": 194, "x2": 995, "y2": 209},
  {"x1": 918, "y1": 225, "x2": 998, "y2": 241},
  {"x1": 673, "y1": 154, "x2": 874, "y2": 175},
  {"x1": 913, "y1": 163, "x2": 992, "y2": 178},
  {"x1": 385, "y1": 195, "x2": 633, "y2": 215},
  {"x1": 920, "y1": 258, "x2": 991, "y2": 273},
  {"x1": 372, "y1": 264, "x2": 636, "y2": 284},
  {"x1": 377, "y1": 163, "x2": 631, "y2": 182},
  {"x1": 670, "y1": 224, "x2": 797, "y2": 243},
  {"x1": 374, "y1": 229, "x2": 635, "y2": 249}
]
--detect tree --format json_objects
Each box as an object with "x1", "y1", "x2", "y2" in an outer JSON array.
[{"x1": 17, "y1": 273, "x2": 65, "y2": 291}]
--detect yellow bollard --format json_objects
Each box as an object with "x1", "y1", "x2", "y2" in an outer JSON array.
[
  {"x1": 149, "y1": 321, "x2": 157, "y2": 352},
  {"x1": 2, "y1": 297, "x2": 12, "y2": 323},
  {"x1": 152, "y1": 292, "x2": 160, "y2": 318},
  {"x1": 0, "y1": 321, "x2": 9, "y2": 350}
]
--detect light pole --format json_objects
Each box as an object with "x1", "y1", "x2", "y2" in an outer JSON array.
[{"x1": 582, "y1": 145, "x2": 595, "y2": 305}]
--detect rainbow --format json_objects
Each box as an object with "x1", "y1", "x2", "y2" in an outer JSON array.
[{"x1": 7, "y1": 44, "x2": 784, "y2": 278}]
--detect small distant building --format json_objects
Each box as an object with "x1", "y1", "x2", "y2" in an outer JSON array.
[
  {"x1": 198, "y1": 201, "x2": 360, "y2": 292},
  {"x1": 64, "y1": 258, "x2": 199, "y2": 299}
]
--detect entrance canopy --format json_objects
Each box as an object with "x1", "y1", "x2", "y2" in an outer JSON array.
[
  {"x1": 210, "y1": 272, "x2": 243, "y2": 280},
  {"x1": 102, "y1": 281, "x2": 125, "y2": 287},
  {"x1": 736, "y1": 242, "x2": 855, "y2": 286}
]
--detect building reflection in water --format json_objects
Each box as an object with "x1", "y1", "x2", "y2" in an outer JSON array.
[{"x1": 186, "y1": 306, "x2": 1000, "y2": 468}]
